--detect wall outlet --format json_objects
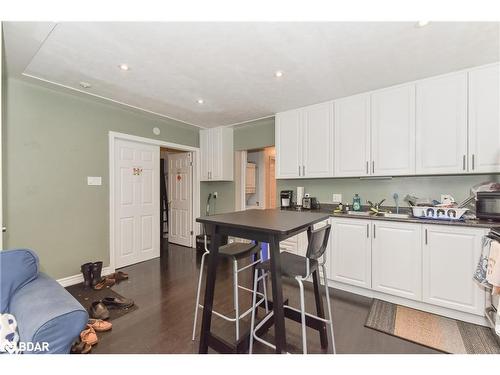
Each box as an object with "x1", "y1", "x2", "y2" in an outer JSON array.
[
  {"x1": 87, "y1": 176, "x2": 102, "y2": 186},
  {"x1": 332, "y1": 193, "x2": 342, "y2": 203},
  {"x1": 213, "y1": 192, "x2": 218, "y2": 199}
]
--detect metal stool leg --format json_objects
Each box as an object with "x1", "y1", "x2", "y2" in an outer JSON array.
[
  {"x1": 249, "y1": 268, "x2": 260, "y2": 354},
  {"x1": 233, "y1": 259, "x2": 240, "y2": 341},
  {"x1": 322, "y1": 264, "x2": 336, "y2": 354},
  {"x1": 192, "y1": 251, "x2": 208, "y2": 341},
  {"x1": 261, "y1": 269, "x2": 269, "y2": 313},
  {"x1": 296, "y1": 277, "x2": 308, "y2": 354}
]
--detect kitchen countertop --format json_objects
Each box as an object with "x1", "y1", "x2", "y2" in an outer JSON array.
[{"x1": 279, "y1": 205, "x2": 500, "y2": 230}]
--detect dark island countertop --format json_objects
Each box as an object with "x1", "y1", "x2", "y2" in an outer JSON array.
[{"x1": 278, "y1": 205, "x2": 500, "y2": 230}]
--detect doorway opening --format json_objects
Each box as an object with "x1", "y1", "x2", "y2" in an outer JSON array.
[
  {"x1": 160, "y1": 147, "x2": 194, "y2": 251},
  {"x1": 235, "y1": 146, "x2": 276, "y2": 211}
]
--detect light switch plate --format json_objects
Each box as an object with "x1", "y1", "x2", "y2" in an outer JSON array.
[
  {"x1": 87, "y1": 176, "x2": 102, "y2": 186},
  {"x1": 332, "y1": 194, "x2": 342, "y2": 203}
]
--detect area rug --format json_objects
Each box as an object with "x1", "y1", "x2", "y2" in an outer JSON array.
[
  {"x1": 365, "y1": 299, "x2": 500, "y2": 354},
  {"x1": 66, "y1": 283, "x2": 138, "y2": 321}
]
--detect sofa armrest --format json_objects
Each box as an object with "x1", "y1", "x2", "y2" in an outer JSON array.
[{"x1": 8, "y1": 273, "x2": 88, "y2": 354}]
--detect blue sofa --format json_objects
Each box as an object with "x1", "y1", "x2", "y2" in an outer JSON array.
[{"x1": 0, "y1": 249, "x2": 88, "y2": 354}]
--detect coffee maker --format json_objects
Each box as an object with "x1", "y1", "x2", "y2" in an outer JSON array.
[{"x1": 280, "y1": 190, "x2": 293, "y2": 209}]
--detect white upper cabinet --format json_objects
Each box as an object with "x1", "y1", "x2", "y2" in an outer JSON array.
[
  {"x1": 334, "y1": 94, "x2": 371, "y2": 177},
  {"x1": 468, "y1": 63, "x2": 500, "y2": 173},
  {"x1": 276, "y1": 103, "x2": 333, "y2": 179},
  {"x1": 200, "y1": 127, "x2": 233, "y2": 181},
  {"x1": 416, "y1": 72, "x2": 468, "y2": 174},
  {"x1": 371, "y1": 84, "x2": 416, "y2": 176},
  {"x1": 371, "y1": 221, "x2": 422, "y2": 301},
  {"x1": 276, "y1": 109, "x2": 302, "y2": 178},
  {"x1": 302, "y1": 102, "x2": 334, "y2": 178}
]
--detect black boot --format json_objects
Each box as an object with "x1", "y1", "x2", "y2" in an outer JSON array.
[
  {"x1": 91, "y1": 261, "x2": 103, "y2": 287},
  {"x1": 80, "y1": 263, "x2": 93, "y2": 288}
]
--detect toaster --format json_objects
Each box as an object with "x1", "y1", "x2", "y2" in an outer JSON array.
[{"x1": 302, "y1": 197, "x2": 319, "y2": 209}]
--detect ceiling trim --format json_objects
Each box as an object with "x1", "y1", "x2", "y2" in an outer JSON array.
[
  {"x1": 21, "y1": 72, "x2": 207, "y2": 129},
  {"x1": 223, "y1": 114, "x2": 275, "y2": 128}
]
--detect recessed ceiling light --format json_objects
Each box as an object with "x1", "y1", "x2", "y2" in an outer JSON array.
[
  {"x1": 416, "y1": 21, "x2": 430, "y2": 28},
  {"x1": 119, "y1": 63, "x2": 130, "y2": 71},
  {"x1": 275, "y1": 70, "x2": 284, "y2": 78},
  {"x1": 197, "y1": 99, "x2": 204, "y2": 104},
  {"x1": 79, "y1": 81, "x2": 91, "y2": 89}
]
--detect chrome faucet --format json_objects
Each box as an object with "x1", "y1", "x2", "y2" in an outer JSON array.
[{"x1": 367, "y1": 199, "x2": 386, "y2": 215}]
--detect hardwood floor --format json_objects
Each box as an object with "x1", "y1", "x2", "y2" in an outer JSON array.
[{"x1": 91, "y1": 242, "x2": 437, "y2": 354}]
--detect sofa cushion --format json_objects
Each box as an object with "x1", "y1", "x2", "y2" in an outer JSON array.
[{"x1": 0, "y1": 249, "x2": 39, "y2": 313}]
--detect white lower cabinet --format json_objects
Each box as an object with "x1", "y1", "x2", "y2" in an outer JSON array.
[
  {"x1": 328, "y1": 218, "x2": 487, "y2": 318},
  {"x1": 422, "y1": 225, "x2": 486, "y2": 315},
  {"x1": 329, "y1": 218, "x2": 372, "y2": 288},
  {"x1": 371, "y1": 221, "x2": 422, "y2": 301}
]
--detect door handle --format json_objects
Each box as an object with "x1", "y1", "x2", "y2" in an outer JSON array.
[{"x1": 2, "y1": 226, "x2": 6, "y2": 233}]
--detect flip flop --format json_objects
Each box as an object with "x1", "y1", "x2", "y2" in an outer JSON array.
[
  {"x1": 93, "y1": 277, "x2": 115, "y2": 290},
  {"x1": 88, "y1": 319, "x2": 112, "y2": 332},
  {"x1": 101, "y1": 296, "x2": 134, "y2": 309},
  {"x1": 80, "y1": 325, "x2": 98, "y2": 346},
  {"x1": 71, "y1": 340, "x2": 92, "y2": 354}
]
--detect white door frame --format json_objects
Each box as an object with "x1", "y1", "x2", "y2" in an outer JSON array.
[
  {"x1": 109, "y1": 131, "x2": 200, "y2": 271},
  {"x1": 0, "y1": 23, "x2": 3, "y2": 249}
]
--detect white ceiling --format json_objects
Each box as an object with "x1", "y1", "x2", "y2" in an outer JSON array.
[{"x1": 3, "y1": 22, "x2": 499, "y2": 128}]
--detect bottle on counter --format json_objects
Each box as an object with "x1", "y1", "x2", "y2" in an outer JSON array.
[{"x1": 353, "y1": 194, "x2": 361, "y2": 211}]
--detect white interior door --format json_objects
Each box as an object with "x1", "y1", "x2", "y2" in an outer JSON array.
[
  {"x1": 115, "y1": 139, "x2": 160, "y2": 268},
  {"x1": 168, "y1": 152, "x2": 193, "y2": 247},
  {"x1": 0, "y1": 23, "x2": 3, "y2": 249}
]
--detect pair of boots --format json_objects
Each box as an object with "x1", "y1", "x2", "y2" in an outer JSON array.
[{"x1": 80, "y1": 261, "x2": 103, "y2": 289}]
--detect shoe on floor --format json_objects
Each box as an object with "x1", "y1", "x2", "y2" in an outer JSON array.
[
  {"x1": 89, "y1": 301, "x2": 110, "y2": 320},
  {"x1": 88, "y1": 318, "x2": 112, "y2": 332},
  {"x1": 93, "y1": 277, "x2": 115, "y2": 290},
  {"x1": 71, "y1": 340, "x2": 92, "y2": 354},
  {"x1": 80, "y1": 325, "x2": 98, "y2": 346},
  {"x1": 107, "y1": 271, "x2": 129, "y2": 282},
  {"x1": 101, "y1": 296, "x2": 134, "y2": 309}
]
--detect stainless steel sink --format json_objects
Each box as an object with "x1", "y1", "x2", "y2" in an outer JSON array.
[
  {"x1": 347, "y1": 211, "x2": 372, "y2": 216},
  {"x1": 382, "y1": 213, "x2": 411, "y2": 219}
]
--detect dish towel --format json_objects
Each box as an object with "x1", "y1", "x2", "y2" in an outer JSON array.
[
  {"x1": 486, "y1": 240, "x2": 500, "y2": 294},
  {"x1": 474, "y1": 236, "x2": 492, "y2": 288}
]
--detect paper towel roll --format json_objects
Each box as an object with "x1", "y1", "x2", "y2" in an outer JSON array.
[{"x1": 296, "y1": 187, "x2": 305, "y2": 206}]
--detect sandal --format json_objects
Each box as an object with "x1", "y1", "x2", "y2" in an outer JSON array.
[
  {"x1": 93, "y1": 277, "x2": 115, "y2": 290},
  {"x1": 80, "y1": 325, "x2": 98, "y2": 346},
  {"x1": 88, "y1": 318, "x2": 112, "y2": 332},
  {"x1": 71, "y1": 340, "x2": 92, "y2": 354},
  {"x1": 107, "y1": 271, "x2": 129, "y2": 282}
]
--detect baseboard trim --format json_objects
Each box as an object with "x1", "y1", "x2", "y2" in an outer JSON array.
[{"x1": 57, "y1": 266, "x2": 115, "y2": 287}]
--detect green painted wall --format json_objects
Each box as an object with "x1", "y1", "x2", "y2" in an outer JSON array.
[
  {"x1": 3, "y1": 78, "x2": 199, "y2": 279},
  {"x1": 200, "y1": 117, "x2": 275, "y2": 214},
  {"x1": 234, "y1": 117, "x2": 274, "y2": 151},
  {"x1": 277, "y1": 174, "x2": 500, "y2": 208}
]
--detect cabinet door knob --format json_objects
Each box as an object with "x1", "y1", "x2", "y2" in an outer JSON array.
[
  {"x1": 366, "y1": 161, "x2": 369, "y2": 174},
  {"x1": 372, "y1": 161, "x2": 375, "y2": 174},
  {"x1": 373, "y1": 224, "x2": 376, "y2": 239},
  {"x1": 298, "y1": 165, "x2": 301, "y2": 176},
  {"x1": 366, "y1": 223, "x2": 369, "y2": 238},
  {"x1": 472, "y1": 154, "x2": 475, "y2": 170},
  {"x1": 425, "y1": 229, "x2": 428, "y2": 245},
  {"x1": 2, "y1": 226, "x2": 6, "y2": 233},
  {"x1": 463, "y1": 155, "x2": 466, "y2": 170}
]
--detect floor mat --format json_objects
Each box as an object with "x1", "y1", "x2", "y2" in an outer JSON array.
[
  {"x1": 66, "y1": 283, "x2": 138, "y2": 321},
  {"x1": 365, "y1": 299, "x2": 500, "y2": 354}
]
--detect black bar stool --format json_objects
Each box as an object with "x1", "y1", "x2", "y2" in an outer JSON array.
[
  {"x1": 249, "y1": 224, "x2": 336, "y2": 354},
  {"x1": 192, "y1": 234, "x2": 269, "y2": 341}
]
